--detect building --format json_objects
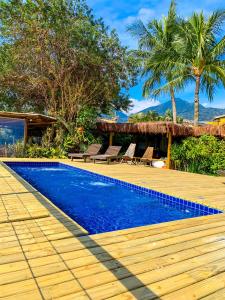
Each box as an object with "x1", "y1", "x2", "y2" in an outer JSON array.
[
  {"x1": 208, "y1": 114, "x2": 225, "y2": 126},
  {"x1": 0, "y1": 111, "x2": 56, "y2": 154},
  {"x1": 97, "y1": 121, "x2": 225, "y2": 168}
]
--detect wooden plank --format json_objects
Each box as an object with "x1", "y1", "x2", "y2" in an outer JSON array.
[
  {"x1": 36, "y1": 271, "x2": 74, "y2": 288},
  {"x1": 160, "y1": 272, "x2": 225, "y2": 300},
  {"x1": 62, "y1": 224, "x2": 225, "y2": 269},
  {"x1": 0, "y1": 279, "x2": 39, "y2": 298},
  {"x1": 84, "y1": 248, "x2": 225, "y2": 299},
  {"x1": 0, "y1": 268, "x2": 33, "y2": 285},
  {"x1": 201, "y1": 288, "x2": 225, "y2": 300},
  {"x1": 75, "y1": 240, "x2": 225, "y2": 289},
  {"x1": 54, "y1": 219, "x2": 225, "y2": 256},
  {"x1": 0, "y1": 261, "x2": 28, "y2": 275},
  {"x1": 40, "y1": 280, "x2": 84, "y2": 300},
  {"x1": 3, "y1": 290, "x2": 42, "y2": 300}
]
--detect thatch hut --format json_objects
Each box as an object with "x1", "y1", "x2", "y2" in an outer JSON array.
[
  {"x1": 0, "y1": 111, "x2": 56, "y2": 154},
  {"x1": 97, "y1": 121, "x2": 225, "y2": 168}
]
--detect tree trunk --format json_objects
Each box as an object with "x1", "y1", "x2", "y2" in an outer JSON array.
[
  {"x1": 170, "y1": 87, "x2": 177, "y2": 124},
  {"x1": 194, "y1": 75, "x2": 200, "y2": 126}
]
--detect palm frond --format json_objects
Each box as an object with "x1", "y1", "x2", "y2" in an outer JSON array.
[
  {"x1": 210, "y1": 36, "x2": 225, "y2": 58},
  {"x1": 152, "y1": 75, "x2": 192, "y2": 97},
  {"x1": 127, "y1": 20, "x2": 156, "y2": 50},
  {"x1": 205, "y1": 10, "x2": 225, "y2": 36},
  {"x1": 204, "y1": 64, "x2": 225, "y2": 86}
]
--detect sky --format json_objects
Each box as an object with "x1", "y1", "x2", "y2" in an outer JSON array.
[{"x1": 87, "y1": 0, "x2": 225, "y2": 113}]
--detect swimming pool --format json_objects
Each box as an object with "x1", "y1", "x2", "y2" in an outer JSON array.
[{"x1": 5, "y1": 162, "x2": 222, "y2": 234}]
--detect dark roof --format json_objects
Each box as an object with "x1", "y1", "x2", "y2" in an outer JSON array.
[{"x1": 97, "y1": 121, "x2": 225, "y2": 138}]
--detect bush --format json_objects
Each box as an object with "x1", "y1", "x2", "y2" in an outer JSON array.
[
  {"x1": 25, "y1": 144, "x2": 66, "y2": 158},
  {"x1": 8, "y1": 142, "x2": 66, "y2": 158},
  {"x1": 7, "y1": 140, "x2": 26, "y2": 157},
  {"x1": 171, "y1": 135, "x2": 225, "y2": 175}
]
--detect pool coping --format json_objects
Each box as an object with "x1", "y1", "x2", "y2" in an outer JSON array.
[{"x1": 4, "y1": 161, "x2": 223, "y2": 234}]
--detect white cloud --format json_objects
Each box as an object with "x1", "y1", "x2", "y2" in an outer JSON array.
[
  {"x1": 138, "y1": 8, "x2": 155, "y2": 23},
  {"x1": 128, "y1": 98, "x2": 160, "y2": 114},
  {"x1": 124, "y1": 7, "x2": 155, "y2": 25},
  {"x1": 202, "y1": 102, "x2": 225, "y2": 109}
]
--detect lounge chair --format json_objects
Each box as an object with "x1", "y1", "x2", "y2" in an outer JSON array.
[
  {"x1": 120, "y1": 143, "x2": 136, "y2": 164},
  {"x1": 90, "y1": 146, "x2": 122, "y2": 164},
  {"x1": 68, "y1": 144, "x2": 102, "y2": 162},
  {"x1": 218, "y1": 170, "x2": 225, "y2": 176},
  {"x1": 134, "y1": 147, "x2": 154, "y2": 165}
]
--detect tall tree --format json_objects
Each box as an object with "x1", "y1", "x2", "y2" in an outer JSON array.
[
  {"x1": 173, "y1": 11, "x2": 225, "y2": 125},
  {"x1": 0, "y1": 0, "x2": 136, "y2": 125},
  {"x1": 128, "y1": 1, "x2": 181, "y2": 124}
]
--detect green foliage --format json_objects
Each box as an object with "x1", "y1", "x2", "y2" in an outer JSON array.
[
  {"x1": 128, "y1": 1, "x2": 225, "y2": 125},
  {"x1": 172, "y1": 10, "x2": 225, "y2": 125},
  {"x1": 7, "y1": 140, "x2": 26, "y2": 157},
  {"x1": 26, "y1": 144, "x2": 66, "y2": 158},
  {"x1": 55, "y1": 106, "x2": 102, "y2": 152},
  {"x1": 171, "y1": 135, "x2": 225, "y2": 175},
  {"x1": 128, "y1": 0, "x2": 183, "y2": 123},
  {"x1": 129, "y1": 109, "x2": 183, "y2": 123},
  {"x1": 6, "y1": 139, "x2": 66, "y2": 158},
  {"x1": 0, "y1": 0, "x2": 136, "y2": 120}
]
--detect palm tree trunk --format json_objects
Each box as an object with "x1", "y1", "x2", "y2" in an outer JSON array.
[
  {"x1": 194, "y1": 75, "x2": 200, "y2": 126},
  {"x1": 170, "y1": 87, "x2": 177, "y2": 124}
]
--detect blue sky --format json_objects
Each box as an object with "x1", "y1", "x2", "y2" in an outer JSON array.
[{"x1": 87, "y1": 0, "x2": 225, "y2": 113}]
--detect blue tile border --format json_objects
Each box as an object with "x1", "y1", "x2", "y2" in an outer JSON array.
[{"x1": 5, "y1": 161, "x2": 223, "y2": 217}]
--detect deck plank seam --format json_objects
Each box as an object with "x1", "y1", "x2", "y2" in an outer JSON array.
[
  {"x1": 31, "y1": 217, "x2": 93, "y2": 300},
  {"x1": 10, "y1": 221, "x2": 45, "y2": 300}
]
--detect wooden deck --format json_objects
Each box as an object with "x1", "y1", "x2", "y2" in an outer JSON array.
[{"x1": 1, "y1": 158, "x2": 225, "y2": 299}]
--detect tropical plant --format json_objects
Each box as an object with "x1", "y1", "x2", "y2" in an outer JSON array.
[
  {"x1": 129, "y1": 110, "x2": 160, "y2": 123},
  {"x1": 172, "y1": 10, "x2": 225, "y2": 125},
  {"x1": 26, "y1": 144, "x2": 66, "y2": 158},
  {"x1": 172, "y1": 135, "x2": 225, "y2": 174},
  {"x1": 128, "y1": 109, "x2": 183, "y2": 123},
  {"x1": 128, "y1": 0, "x2": 183, "y2": 124}
]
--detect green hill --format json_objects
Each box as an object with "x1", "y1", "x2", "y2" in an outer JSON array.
[{"x1": 139, "y1": 98, "x2": 225, "y2": 122}]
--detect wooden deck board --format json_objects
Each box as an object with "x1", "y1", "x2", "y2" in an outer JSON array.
[{"x1": 0, "y1": 158, "x2": 225, "y2": 299}]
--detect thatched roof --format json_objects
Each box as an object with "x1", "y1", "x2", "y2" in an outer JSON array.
[
  {"x1": 97, "y1": 121, "x2": 225, "y2": 138},
  {"x1": 0, "y1": 111, "x2": 56, "y2": 126}
]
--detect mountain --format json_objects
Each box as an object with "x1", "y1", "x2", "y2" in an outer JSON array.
[
  {"x1": 116, "y1": 111, "x2": 128, "y2": 122},
  {"x1": 100, "y1": 111, "x2": 128, "y2": 123},
  {"x1": 139, "y1": 98, "x2": 225, "y2": 122}
]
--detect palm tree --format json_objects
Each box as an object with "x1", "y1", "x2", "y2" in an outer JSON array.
[
  {"x1": 128, "y1": 1, "x2": 181, "y2": 124},
  {"x1": 173, "y1": 11, "x2": 225, "y2": 125}
]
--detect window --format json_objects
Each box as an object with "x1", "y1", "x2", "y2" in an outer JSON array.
[{"x1": 0, "y1": 118, "x2": 25, "y2": 146}]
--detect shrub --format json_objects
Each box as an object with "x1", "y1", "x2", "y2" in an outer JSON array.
[
  {"x1": 171, "y1": 135, "x2": 225, "y2": 175},
  {"x1": 26, "y1": 144, "x2": 66, "y2": 158},
  {"x1": 7, "y1": 140, "x2": 26, "y2": 157}
]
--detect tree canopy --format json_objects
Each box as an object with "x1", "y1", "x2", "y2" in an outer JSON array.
[
  {"x1": 128, "y1": 1, "x2": 225, "y2": 125},
  {"x1": 0, "y1": 0, "x2": 137, "y2": 122}
]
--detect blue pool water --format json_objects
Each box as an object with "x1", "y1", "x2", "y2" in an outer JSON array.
[{"x1": 6, "y1": 162, "x2": 222, "y2": 234}]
